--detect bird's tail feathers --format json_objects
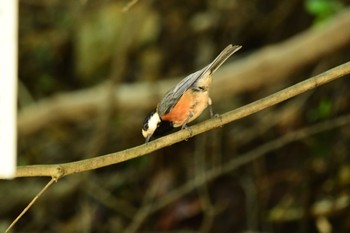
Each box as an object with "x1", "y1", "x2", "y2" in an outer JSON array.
[{"x1": 207, "y1": 44, "x2": 242, "y2": 74}]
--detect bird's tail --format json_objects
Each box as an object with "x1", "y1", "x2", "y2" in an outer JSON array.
[{"x1": 207, "y1": 44, "x2": 242, "y2": 74}]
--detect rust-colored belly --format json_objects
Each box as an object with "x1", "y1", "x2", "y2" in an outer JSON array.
[{"x1": 160, "y1": 90, "x2": 209, "y2": 127}]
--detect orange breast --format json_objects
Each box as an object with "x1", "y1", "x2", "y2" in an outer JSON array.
[{"x1": 160, "y1": 91, "x2": 194, "y2": 126}]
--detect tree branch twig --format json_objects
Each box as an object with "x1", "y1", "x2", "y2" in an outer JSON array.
[
  {"x1": 5, "y1": 178, "x2": 57, "y2": 233},
  {"x1": 14, "y1": 61, "x2": 350, "y2": 179},
  {"x1": 17, "y1": 8, "x2": 350, "y2": 136},
  {"x1": 118, "y1": 111, "x2": 350, "y2": 231}
]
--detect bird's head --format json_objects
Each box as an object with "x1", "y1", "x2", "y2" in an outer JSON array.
[{"x1": 142, "y1": 109, "x2": 161, "y2": 143}]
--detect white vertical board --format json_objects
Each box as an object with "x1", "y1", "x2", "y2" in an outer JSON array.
[{"x1": 0, "y1": 0, "x2": 17, "y2": 178}]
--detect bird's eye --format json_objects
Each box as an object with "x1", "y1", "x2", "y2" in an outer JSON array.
[{"x1": 143, "y1": 122, "x2": 149, "y2": 131}]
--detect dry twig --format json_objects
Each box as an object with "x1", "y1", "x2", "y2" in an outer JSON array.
[
  {"x1": 17, "y1": 8, "x2": 350, "y2": 136},
  {"x1": 5, "y1": 178, "x2": 57, "y2": 233},
  {"x1": 114, "y1": 111, "x2": 350, "y2": 231},
  {"x1": 13, "y1": 61, "x2": 350, "y2": 179},
  {"x1": 6, "y1": 61, "x2": 350, "y2": 232}
]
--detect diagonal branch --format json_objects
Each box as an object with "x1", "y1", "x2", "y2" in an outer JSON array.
[
  {"x1": 123, "y1": 111, "x2": 350, "y2": 232},
  {"x1": 14, "y1": 61, "x2": 350, "y2": 179},
  {"x1": 18, "y1": 8, "x2": 350, "y2": 137},
  {"x1": 4, "y1": 178, "x2": 57, "y2": 233}
]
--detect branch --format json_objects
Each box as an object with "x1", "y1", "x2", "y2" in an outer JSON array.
[
  {"x1": 14, "y1": 61, "x2": 350, "y2": 179},
  {"x1": 123, "y1": 112, "x2": 350, "y2": 231},
  {"x1": 18, "y1": 8, "x2": 350, "y2": 136},
  {"x1": 5, "y1": 178, "x2": 56, "y2": 233}
]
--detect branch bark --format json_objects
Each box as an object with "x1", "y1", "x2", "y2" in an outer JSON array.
[
  {"x1": 18, "y1": 8, "x2": 350, "y2": 136},
  {"x1": 14, "y1": 61, "x2": 350, "y2": 179}
]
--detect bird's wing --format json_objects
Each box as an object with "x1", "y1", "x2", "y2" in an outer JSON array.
[{"x1": 157, "y1": 44, "x2": 242, "y2": 115}]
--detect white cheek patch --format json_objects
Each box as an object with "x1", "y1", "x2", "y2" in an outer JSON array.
[{"x1": 148, "y1": 112, "x2": 161, "y2": 133}]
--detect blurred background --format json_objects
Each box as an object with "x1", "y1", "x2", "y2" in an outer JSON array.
[{"x1": 1, "y1": 0, "x2": 350, "y2": 232}]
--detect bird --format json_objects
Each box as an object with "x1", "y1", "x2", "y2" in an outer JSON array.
[{"x1": 142, "y1": 44, "x2": 242, "y2": 143}]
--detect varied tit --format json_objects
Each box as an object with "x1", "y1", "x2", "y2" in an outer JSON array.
[{"x1": 142, "y1": 44, "x2": 242, "y2": 143}]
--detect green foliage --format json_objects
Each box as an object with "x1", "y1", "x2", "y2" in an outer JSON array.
[
  {"x1": 307, "y1": 98, "x2": 332, "y2": 121},
  {"x1": 305, "y1": 0, "x2": 344, "y2": 24}
]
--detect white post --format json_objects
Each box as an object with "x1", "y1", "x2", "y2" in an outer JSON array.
[{"x1": 0, "y1": 0, "x2": 17, "y2": 178}]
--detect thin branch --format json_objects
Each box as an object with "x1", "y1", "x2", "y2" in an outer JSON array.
[
  {"x1": 114, "y1": 112, "x2": 350, "y2": 230},
  {"x1": 146, "y1": 113, "x2": 350, "y2": 215},
  {"x1": 13, "y1": 61, "x2": 350, "y2": 179},
  {"x1": 5, "y1": 178, "x2": 57, "y2": 233},
  {"x1": 17, "y1": 8, "x2": 350, "y2": 136}
]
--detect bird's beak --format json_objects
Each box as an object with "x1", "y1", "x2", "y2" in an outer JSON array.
[{"x1": 145, "y1": 135, "x2": 152, "y2": 143}]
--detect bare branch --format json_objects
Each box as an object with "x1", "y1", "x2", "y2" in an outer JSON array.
[
  {"x1": 14, "y1": 61, "x2": 350, "y2": 179},
  {"x1": 5, "y1": 178, "x2": 57, "y2": 233},
  {"x1": 18, "y1": 8, "x2": 350, "y2": 136},
  {"x1": 119, "y1": 111, "x2": 350, "y2": 231}
]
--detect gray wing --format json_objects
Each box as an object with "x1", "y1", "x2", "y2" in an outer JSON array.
[{"x1": 158, "y1": 44, "x2": 242, "y2": 115}]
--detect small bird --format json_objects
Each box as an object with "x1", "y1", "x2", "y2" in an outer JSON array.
[{"x1": 142, "y1": 44, "x2": 242, "y2": 142}]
